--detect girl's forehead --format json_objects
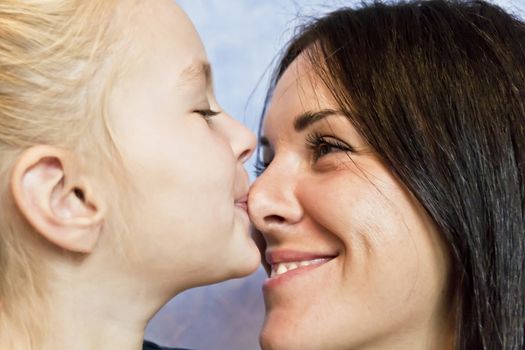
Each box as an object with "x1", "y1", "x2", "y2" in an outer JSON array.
[
  {"x1": 117, "y1": 0, "x2": 206, "y2": 69},
  {"x1": 112, "y1": 0, "x2": 208, "y2": 95}
]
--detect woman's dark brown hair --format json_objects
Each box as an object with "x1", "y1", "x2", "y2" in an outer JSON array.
[{"x1": 257, "y1": 1, "x2": 525, "y2": 348}]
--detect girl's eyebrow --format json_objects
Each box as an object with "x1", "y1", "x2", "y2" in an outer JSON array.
[{"x1": 179, "y1": 60, "x2": 212, "y2": 86}]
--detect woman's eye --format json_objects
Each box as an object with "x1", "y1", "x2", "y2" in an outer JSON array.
[
  {"x1": 193, "y1": 109, "x2": 220, "y2": 123},
  {"x1": 305, "y1": 132, "x2": 354, "y2": 162},
  {"x1": 316, "y1": 142, "x2": 338, "y2": 158},
  {"x1": 254, "y1": 159, "x2": 271, "y2": 177}
]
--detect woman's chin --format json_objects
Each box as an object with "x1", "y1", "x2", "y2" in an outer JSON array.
[{"x1": 259, "y1": 320, "x2": 300, "y2": 350}]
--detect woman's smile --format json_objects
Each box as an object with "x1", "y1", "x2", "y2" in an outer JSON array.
[{"x1": 263, "y1": 249, "x2": 338, "y2": 290}]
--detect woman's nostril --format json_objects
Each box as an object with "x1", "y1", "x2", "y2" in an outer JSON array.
[{"x1": 264, "y1": 215, "x2": 286, "y2": 224}]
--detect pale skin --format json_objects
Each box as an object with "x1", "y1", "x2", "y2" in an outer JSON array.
[
  {"x1": 3, "y1": 1, "x2": 260, "y2": 349},
  {"x1": 248, "y1": 55, "x2": 455, "y2": 350}
]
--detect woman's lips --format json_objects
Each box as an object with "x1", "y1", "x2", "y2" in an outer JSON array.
[
  {"x1": 263, "y1": 249, "x2": 338, "y2": 288},
  {"x1": 269, "y1": 258, "x2": 333, "y2": 278}
]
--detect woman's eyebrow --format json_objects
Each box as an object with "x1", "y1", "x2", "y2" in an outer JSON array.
[{"x1": 293, "y1": 109, "x2": 339, "y2": 131}]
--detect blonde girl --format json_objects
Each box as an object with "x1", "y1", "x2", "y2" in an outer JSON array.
[{"x1": 0, "y1": 1, "x2": 260, "y2": 349}]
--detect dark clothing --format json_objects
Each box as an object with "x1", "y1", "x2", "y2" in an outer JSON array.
[{"x1": 142, "y1": 340, "x2": 191, "y2": 350}]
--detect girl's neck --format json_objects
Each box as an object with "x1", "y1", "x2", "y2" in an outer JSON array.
[{"x1": 1, "y1": 267, "x2": 170, "y2": 350}]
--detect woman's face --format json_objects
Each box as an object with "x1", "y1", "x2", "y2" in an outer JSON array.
[
  {"x1": 249, "y1": 56, "x2": 453, "y2": 349},
  {"x1": 108, "y1": 0, "x2": 260, "y2": 291}
]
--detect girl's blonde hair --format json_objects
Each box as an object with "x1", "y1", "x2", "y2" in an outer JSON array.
[{"x1": 0, "y1": 0, "x2": 130, "y2": 347}]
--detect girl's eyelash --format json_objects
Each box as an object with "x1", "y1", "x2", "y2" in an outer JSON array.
[
  {"x1": 194, "y1": 109, "x2": 220, "y2": 122},
  {"x1": 305, "y1": 131, "x2": 354, "y2": 161}
]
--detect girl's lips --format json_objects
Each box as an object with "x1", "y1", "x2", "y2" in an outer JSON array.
[
  {"x1": 235, "y1": 202, "x2": 248, "y2": 211},
  {"x1": 234, "y1": 194, "x2": 248, "y2": 211}
]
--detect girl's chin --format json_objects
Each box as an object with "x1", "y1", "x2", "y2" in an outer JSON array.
[
  {"x1": 204, "y1": 246, "x2": 261, "y2": 283},
  {"x1": 228, "y1": 245, "x2": 262, "y2": 278}
]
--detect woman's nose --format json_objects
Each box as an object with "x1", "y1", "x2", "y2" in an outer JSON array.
[{"x1": 248, "y1": 163, "x2": 303, "y2": 236}]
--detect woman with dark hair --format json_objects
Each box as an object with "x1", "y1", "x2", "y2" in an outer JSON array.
[{"x1": 248, "y1": 0, "x2": 525, "y2": 349}]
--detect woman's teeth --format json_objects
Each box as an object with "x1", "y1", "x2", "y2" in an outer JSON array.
[{"x1": 270, "y1": 258, "x2": 331, "y2": 278}]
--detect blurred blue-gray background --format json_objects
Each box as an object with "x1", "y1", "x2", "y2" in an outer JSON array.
[{"x1": 146, "y1": 1, "x2": 525, "y2": 349}]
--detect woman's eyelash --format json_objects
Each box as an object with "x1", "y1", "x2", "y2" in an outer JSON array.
[
  {"x1": 254, "y1": 133, "x2": 353, "y2": 176},
  {"x1": 305, "y1": 132, "x2": 354, "y2": 161},
  {"x1": 254, "y1": 159, "x2": 270, "y2": 177},
  {"x1": 194, "y1": 109, "x2": 220, "y2": 122}
]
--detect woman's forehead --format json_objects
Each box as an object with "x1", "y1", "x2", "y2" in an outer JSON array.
[{"x1": 265, "y1": 57, "x2": 335, "y2": 129}]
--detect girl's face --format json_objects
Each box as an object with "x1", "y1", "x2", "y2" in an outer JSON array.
[
  {"x1": 249, "y1": 56, "x2": 453, "y2": 349},
  {"x1": 108, "y1": 0, "x2": 260, "y2": 291}
]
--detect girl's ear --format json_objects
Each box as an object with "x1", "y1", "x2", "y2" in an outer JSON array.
[{"x1": 10, "y1": 145, "x2": 106, "y2": 253}]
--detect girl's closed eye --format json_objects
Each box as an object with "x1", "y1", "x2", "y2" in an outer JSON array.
[
  {"x1": 193, "y1": 108, "x2": 220, "y2": 124},
  {"x1": 305, "y1": 131, "x2": 355, "y2": 162}
]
